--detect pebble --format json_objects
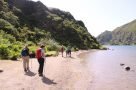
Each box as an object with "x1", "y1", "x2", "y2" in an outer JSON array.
[
  {"x1": 120, "y1": 63, "x2": 125, "y2": 66},
  {"x1": 125, "y1": 66, "x2": 130, "y2": 71}
]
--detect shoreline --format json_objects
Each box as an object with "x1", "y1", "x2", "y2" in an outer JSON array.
[{"x1": 0, "y1": 50, "x2": 92, "y2": 90}]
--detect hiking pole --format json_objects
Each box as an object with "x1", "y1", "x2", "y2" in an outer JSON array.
[
  {"x1": 31, "y1": 58, "x2": 32, "y2": 69},
  {"x1": 43, "y1": 57, "x2": 46, "y2": 76}
]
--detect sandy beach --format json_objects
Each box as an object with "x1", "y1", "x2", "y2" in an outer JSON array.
[{"x1": 0, "y1": 51, "x2": 91, "y2": 90}]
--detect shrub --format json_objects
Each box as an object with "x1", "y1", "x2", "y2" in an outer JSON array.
[
  {"x1": 0, "y1": 44, "x2": 10, "y2": 59},
  {"x1": 29, "y1": 45, "x2": 37, "y2": 53},
  {"x1": 39, "y1": 39, "x2": 60, "y2": 51},
  {"x1": 9, "y1": 51, "x2": 20, "y2": 60},
  {"x1": 71, "y1": 47, "x2": 79, "y2": 51}
]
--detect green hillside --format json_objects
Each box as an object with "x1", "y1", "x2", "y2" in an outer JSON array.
[
  {"x1": 97, "y1": 20, "x2": 136, "y2": 45},
  {"x1": 0, "y1": 0, "x2": 100, "y2": 59}
]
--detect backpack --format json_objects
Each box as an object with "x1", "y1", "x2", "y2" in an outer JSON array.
[
  {"x1": 21, "y1": 49, "x2": 27, "y2": 56},
  {"x1": 36, "y1": 48, "x2": 42, "y2": 59}
]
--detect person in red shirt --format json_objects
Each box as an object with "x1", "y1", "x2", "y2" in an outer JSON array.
[{"x1": 36, "y1": 44, "x2": 45, "y2": 77}]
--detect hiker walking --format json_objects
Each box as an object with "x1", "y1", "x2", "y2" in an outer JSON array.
[
  {"x1": 36, "y1": 44, "x2": 45, "y2": 77},
  {"x1": 66, "y1": 46, "x2": 71, "y2": 57},
  {"x1": 61, "y1": 45, "x2": 64, "y2": 57},
  {"x1": 21, "y1": 45, "x2": 30, "y2": 72}
]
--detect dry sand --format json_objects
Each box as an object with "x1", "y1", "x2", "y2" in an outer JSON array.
[{"x1": 0, "y1": 51, "x2": 92, "y2": 90}]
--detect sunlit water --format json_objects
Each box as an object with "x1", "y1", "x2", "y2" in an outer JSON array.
[{"x1": 80, "y1": 46, "x2": 136, "y2": 90}]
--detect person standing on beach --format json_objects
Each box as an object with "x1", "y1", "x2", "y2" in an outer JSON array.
[
  {"x1": 61, "y1": 45, "x2": 64, "y2": 57},
  {"x1": 36, "y1": 44, "x2": 45, "y2": 77},
  {"x1": 21, "y1": 45, "x2": 30, "y2": 72},
  {"x1": 66, "y1": 46, "x2": 71, "y2": 57}
]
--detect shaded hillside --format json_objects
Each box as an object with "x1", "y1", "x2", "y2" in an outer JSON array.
[
  {"x1": 0, "y1": 0, "x2": 100, "y2": 59},
  {"x1": 97, "y1": 20, "x2": 136, "y2": 45},
  {"x1": 97, "y1": 31, "x2": 112, "y2": 45}
]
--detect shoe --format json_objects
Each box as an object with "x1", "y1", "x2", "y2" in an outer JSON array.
[
  {"x1": 27, "y1": 67, "x2": 29, "y2": 71},
  {"x1": 24, "y1": 68, "x2": 27, "y2": 72},
  {"x1": 39, "y1": 74, "x2": 43, "y2": 77}
]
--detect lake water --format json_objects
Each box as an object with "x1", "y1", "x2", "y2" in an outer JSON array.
[{"x1": 80, "y1": 46, "x2": 136, "y2": 90}]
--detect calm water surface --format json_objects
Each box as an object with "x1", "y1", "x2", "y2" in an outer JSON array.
[{"x1": 81, "y1": 46, "x2": 136, "y2": 90}]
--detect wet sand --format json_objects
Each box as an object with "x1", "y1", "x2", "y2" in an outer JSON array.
[{"x1": 0, "y1": 50, "x2": 91, "y2": 90}]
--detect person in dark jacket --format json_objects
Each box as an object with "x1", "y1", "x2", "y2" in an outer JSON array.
[{"x1": 21, "y1": 45, "x2": 30, "y2": 72}]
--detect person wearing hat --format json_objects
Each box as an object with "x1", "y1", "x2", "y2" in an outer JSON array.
[{"x1": 36, "y1": 44, "x2": 45, "y2": 76}]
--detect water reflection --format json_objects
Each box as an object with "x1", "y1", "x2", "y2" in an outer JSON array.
[{"x1": 80, "y1": 46, "x2": 136, "y2": 90}]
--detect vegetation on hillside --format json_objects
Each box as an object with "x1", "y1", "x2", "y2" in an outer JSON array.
[
  {"x1": 0, "y1": 0, "x2": 100, "y2": 59},
  {"x1": 97, "y1": 20, "x2": 136, "y2": 45}
]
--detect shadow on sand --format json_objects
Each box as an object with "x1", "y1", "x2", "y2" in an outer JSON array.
[
  {"x1": 64, "y1": 56, "x2": 75, "y2": 59},
  {"x1": 25, "y1": 70, "x2": 36, "y2": 76},
  {"x1": 42, "y1": 76, "x2": 57, "y2": 85}
]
